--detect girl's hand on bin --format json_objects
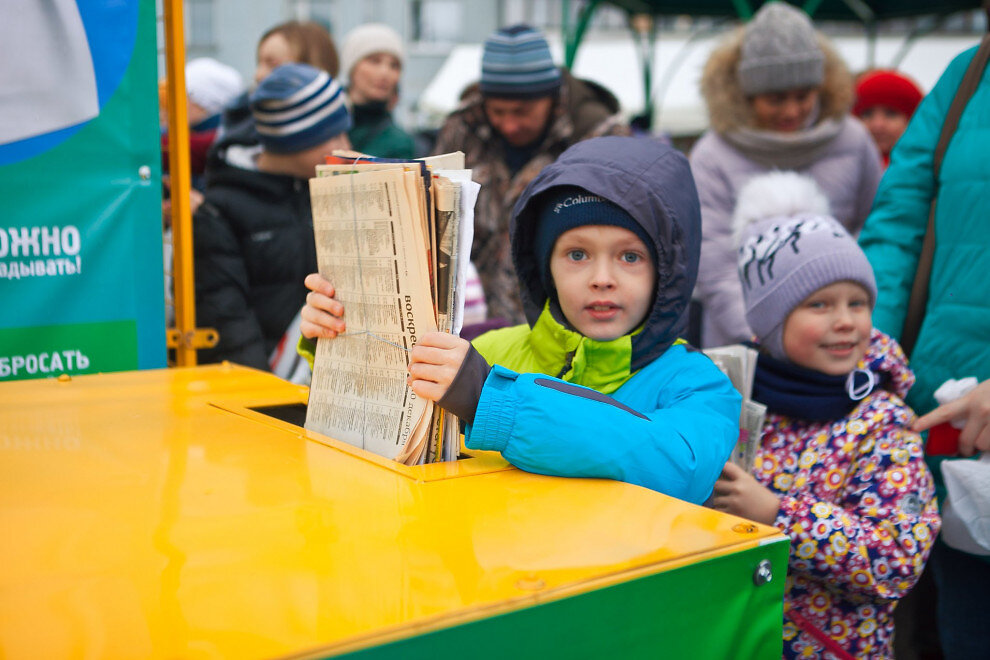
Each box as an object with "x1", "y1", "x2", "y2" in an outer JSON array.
[
  {"x1": 300, "y1": 273, "x2": 346, "y2": 339},
  {"x1": 913, "y1": 379, "x2": 990, "y2": 456},
  {"x1": 711, "y1": 462, "x2": 781, "y2": 526},
  {"x1": 408, "y1": 332, "x2": 470, "y2": 402}
]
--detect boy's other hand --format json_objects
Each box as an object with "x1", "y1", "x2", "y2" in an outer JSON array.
[
  {"x1": 913, "y1": 379, "x2": 990, "y2": 456},
  {"x1": 300, "y1": 273, "x2": 346, "y2": 339},
  {"x1": 408, "y1": 332, "x2": 470, "y2": 402},
  {"x1": 711, "y1": 461, "x2": 780, "y2": 526}
]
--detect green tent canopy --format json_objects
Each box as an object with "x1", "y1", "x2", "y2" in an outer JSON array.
[
  {"x1": 561, "y1": 0, "x2": 983, "y2": 126},
  {"x1": 590, "y1": 0, "x2": 980, "y2": 21}
]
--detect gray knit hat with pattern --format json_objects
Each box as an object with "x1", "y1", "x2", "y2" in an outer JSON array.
[
  {"x1": 738, "y1": 2, "x2": 825, "y2": 95},
  {"x1": 738, "y1": 215, "x2": 877, "y2": 361}
]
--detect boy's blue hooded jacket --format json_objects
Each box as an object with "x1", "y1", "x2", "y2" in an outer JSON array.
[{"x1": 463, "y1": 137, "x2": 741, "y2": 504}]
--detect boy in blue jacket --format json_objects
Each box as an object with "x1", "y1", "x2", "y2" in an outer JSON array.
[{"x1": 300, "y1": 137, "x2": 740, "y2": 504}]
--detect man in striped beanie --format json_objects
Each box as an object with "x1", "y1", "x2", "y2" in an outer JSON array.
[
  {"x1": 478, "y1": 23, "x2": 562, "y2": 148},
  {"x1": 193, "y1": 63, "x2": 351, "y2": 370},
  {"x1": 433, "y1": 25, "x2": 629, "y2": 325},
  {"x1": 250, "y1": 62, "x2": 352, "y2": 178}
]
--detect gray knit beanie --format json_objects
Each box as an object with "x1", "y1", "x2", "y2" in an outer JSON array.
[
  {"x1": 738, "y1": 214, "x2": 877, "y2": 361},
  {"x1": 738, "y1": 2, "x2": 825, "y2": 95}
]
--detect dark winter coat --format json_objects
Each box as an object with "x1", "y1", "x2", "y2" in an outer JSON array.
[{"x1": 194, "y1": 136, "x2": 316, "y2": 369}]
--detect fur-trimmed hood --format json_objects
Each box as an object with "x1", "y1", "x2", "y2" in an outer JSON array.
[{"x1": 700, "y1": 27, "x2": 854, "y2": 134}]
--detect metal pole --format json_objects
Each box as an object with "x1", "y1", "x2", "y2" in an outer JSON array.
[
  {"x1": 629, "y1": 13, "x2": 656, "y2": 129},
  {"x1": 565, "y1": 0, "x2": 602, "y2": 70},
  {"x1": 163, "y1": 0, "x2": 197, "y2": 366},
  {"x1": 731, "y1": 0, "x2": 754, "y2": 21}
]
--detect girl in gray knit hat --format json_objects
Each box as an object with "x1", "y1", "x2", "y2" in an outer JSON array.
[
  {"x1": 689, "y1": 1, "x2": 883, "y2": 349},
  {"x1": 710, "y1": 172, "x2": 939, "y2": 660}
]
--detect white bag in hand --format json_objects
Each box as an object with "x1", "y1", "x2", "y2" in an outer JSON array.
[{"x1": 941, "y1": 453, "x2": 990, "y2": 556}]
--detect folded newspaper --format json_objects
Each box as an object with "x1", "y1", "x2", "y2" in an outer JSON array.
[
  {"x1": 304, "y1": 151, "x2": 479, "y2": 465},
  {"x1": 703, "y1": 344, "x2": 766, "y2": 472}
]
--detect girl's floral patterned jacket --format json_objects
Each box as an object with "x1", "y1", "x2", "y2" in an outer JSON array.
[{"x1": 754, "y1": 329, "x2": 941, "y2": 659}]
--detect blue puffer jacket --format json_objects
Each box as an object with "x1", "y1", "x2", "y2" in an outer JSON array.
[
  {"x1": 465, "y1": 137, "x2": 741, "y2": 504},
  {"x1": 859, "y1": 43, "x2": 990, "y2": 419}
]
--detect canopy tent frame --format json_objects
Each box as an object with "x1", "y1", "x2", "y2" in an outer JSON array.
[{"x1": 561, "y1": 0, "x2": 984, "y2": 128}]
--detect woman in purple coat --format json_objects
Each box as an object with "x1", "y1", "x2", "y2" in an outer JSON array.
[{"x1": 690, "y1": 2, "x2": 882, "y2": 347}]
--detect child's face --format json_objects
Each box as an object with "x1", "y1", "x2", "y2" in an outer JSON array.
[
  {"x1": 782, "y1": 281, "x2": 872, "y2": 375},
  {"x1": 549, "y1": 225, "x2": 655, "y2": 342},
  {"x1": 859, "y1": 104, "x2": 910, "y2": 156}
]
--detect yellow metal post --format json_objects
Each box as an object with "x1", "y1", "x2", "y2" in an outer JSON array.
[{"x1": 163, "y1": 0, "x2": 198, "y2": 366}]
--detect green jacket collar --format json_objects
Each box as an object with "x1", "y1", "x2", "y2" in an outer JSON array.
[{"x1": 530, "y1": 305, "x2": 634, "y2": 395}]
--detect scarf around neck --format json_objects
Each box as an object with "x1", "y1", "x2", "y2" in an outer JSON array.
[
  {"x1": 752, "y1": 347, "x2": 886, "y2": 422},
  {"x1": 724, "y1": 117, "x2": 845, "y2": 169}
]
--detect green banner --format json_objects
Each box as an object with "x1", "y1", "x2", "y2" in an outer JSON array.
[
  {"x1": 0, "y1": 0, "x2": 164, "y2": 381},
  {"x1": 0, "y1": 322, "x2": 137, "y2": 380}
]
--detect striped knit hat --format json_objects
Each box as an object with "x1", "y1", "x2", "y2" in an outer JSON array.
[
  {"x1": 480, "y1": 24, "x2": 562, "y2": 99},
  {"x1": 250, "y1": 63, "x2": 351, "y2": 154}
]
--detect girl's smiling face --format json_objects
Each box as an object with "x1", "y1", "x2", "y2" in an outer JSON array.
[
  {"x1": 782, "y1": 281, "x2": 873, "y2": 374},
  {"x1": 549, "y1": 225, "x2": 655, "y2": 341}
]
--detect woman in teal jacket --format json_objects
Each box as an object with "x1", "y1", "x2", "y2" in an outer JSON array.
[{"x1": 858, "y1": 38, "x2": 990, "y2": 659}]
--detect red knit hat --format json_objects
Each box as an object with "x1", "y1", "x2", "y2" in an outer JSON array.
[{"x1": 853, "y1": 69, "x2": 923, "y2": 118}]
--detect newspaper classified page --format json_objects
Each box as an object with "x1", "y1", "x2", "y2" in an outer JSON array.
[{"x1": 305, "y1": 168, "x2": 437, "y2": 463}]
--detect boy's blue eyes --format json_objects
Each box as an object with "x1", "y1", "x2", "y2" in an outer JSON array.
[{"x1": 564, "y1": 250, "x2": 642, "y2": 263}]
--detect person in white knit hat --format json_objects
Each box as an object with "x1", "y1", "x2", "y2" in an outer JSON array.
[
  {"x1": 338, "y1": 23, "x2": 416, "y2": 159},
  {"x1": 185, "y1": 58, "x2": 243, "y2": 129}
]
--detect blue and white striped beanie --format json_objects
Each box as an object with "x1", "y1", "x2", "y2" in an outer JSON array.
[
  {"x1": 480, "y1": 24, "x2": 562, "y2": 99},
  {"x1": 250, "y1": 63, "x2": 351, "y2": 154}
]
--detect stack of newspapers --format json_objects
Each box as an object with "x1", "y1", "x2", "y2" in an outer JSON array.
[
  {"x1": 304, "y1": 151, "x2": 480, "y2": 465},
  {"x1": 703, "y1": 345, "x2": 767, "y2": 472}
]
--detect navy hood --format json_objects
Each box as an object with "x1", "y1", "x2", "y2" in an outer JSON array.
[{"x1": 510, "y1": 136, "x2": 701, "y2": 371}]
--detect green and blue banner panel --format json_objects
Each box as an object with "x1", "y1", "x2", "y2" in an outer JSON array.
[{"x1": 0, "y1": 0, "x2": 164, "y2": 381}]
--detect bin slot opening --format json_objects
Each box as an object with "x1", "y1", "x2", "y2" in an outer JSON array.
[
  {"x1": 247, "y1": 403, "x2": 472, "y2": 461},
  {"x1": 249, "y1": 403, "x2": 308, "y2": 427}
]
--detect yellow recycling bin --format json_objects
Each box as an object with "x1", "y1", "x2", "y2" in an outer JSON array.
[{"x1": 0, "y1": 364, "x2": 787, "y2": 658}]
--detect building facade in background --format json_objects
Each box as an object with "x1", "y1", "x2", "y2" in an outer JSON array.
[{"x1": 169, "y1": 0, "x2": 986, "y2": 135}]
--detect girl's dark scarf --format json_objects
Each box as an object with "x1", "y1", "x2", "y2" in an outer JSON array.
[{"x1": 751, "y1": 347, "x2": 886, "y2": 422}]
